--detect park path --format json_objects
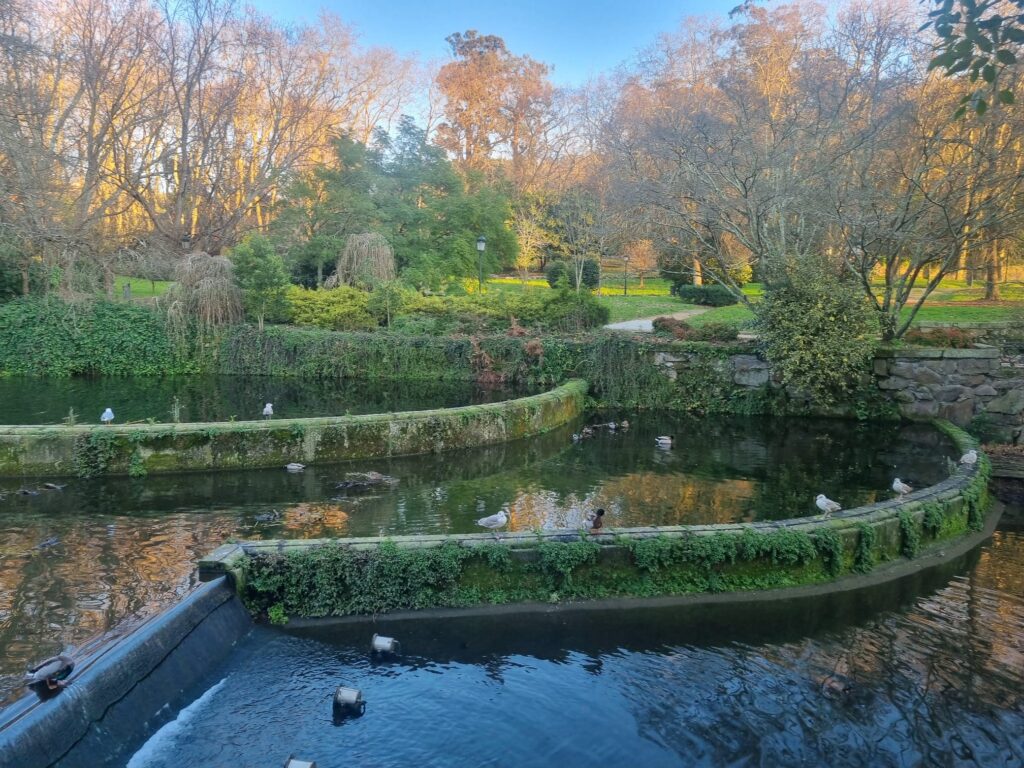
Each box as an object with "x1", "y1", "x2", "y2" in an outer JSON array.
[{"x1": 603, "y1": 307, "x2": 709, "y2": 333}]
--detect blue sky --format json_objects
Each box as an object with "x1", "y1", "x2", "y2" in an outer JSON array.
[{"x1": 249, "y1": 0, "x2": 739, "y2": 85}]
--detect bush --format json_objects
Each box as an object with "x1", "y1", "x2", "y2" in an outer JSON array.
[
  {"x1": 545, "y1": 260, "x2": 567, "y2": 288},
  {"x1": 756, "y1": 266, "x2": 879, "y2": 406},
  {"x1": 903, "y1": 327, "x2": 975, "y2": 348},
  {"x1": 652, "y1": 317, "x2": 739, "y2": 342},
  {"x1": 284, "y1": 286, "x2": 377, "y2": 331},
  {"x1": 0, "y1": 296, "x2": 191, "y2": 376},
  {"x1": 670, "y1": 284, "x2": 739, "y2": 306},
  {"x1": 545, "y1": 259, "x2": 599, "y2": 290}
]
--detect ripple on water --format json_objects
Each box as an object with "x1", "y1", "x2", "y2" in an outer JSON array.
[{"x1": 123, "y1": 531, "x2": 1024, "y2": 768}]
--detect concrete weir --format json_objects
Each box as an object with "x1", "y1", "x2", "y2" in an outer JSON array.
[
  {"x1": 0, "y1": 379, "x2": 587, "y2": 477},
  {"x1": 0, "y1": 579, "x2": 252, "y2": 768}
]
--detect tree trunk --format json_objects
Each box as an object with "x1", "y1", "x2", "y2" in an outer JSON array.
[
  {"x1": 317, "y1": 262, "x2": 323, "y2": 287},
  {"x1": 985, "y1": 242, "x2": 1000, "y2": 300},
  {"x1": 21, "y1": 267, "x2": 29, "y2": 296},
  {"x1": 693, "y1": 258, "x2": 703, "y2": 286}
]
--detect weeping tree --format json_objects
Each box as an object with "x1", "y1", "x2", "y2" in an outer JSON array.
[
  {"x1": 326, "y1": 233, "x2": 396, "y2": 289},
  {"x1": 162, "y1": 253, "x2": 243, "y2": 340}
]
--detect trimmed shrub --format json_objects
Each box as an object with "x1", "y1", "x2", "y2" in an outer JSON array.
[
  {"x1": 284, "y1": 285, "x2": 377, "y2": 331},
  {"x1": 546, "y1": 259, "x2": 600, "y2": 290},
  {"x1": 670, "y1": 284, "x2": 738, "y2": 306},
  {"x1": 652, "y1": 317, "x2": 739, "y2": 342},
  {"x1": 903, "y1": 327, "x2": 975, "y2": 348}
]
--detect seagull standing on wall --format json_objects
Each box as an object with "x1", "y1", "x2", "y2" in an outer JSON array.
[
  {"x1": 959, "y1": 450, "x2": 978, "y2": 466},
  {"x1": 892, "y1": 478, "x2": 912, "y2": 496},
  {"x1": 815, "y1": 494, "x2": 841, "y2": 518},
  {"x1": 100, "y1": 408, "x2": 114, "y2": 425},
  {"x1": 476, "y1": 509, "x2": 508, "y2": 540},
  {"x1": 262, "y1": 403, "x2": 273, "y2": 419}
]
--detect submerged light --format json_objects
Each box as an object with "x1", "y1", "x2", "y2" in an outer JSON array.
[
  {"x1": 333, "y1": 685, "x2": 366, "y2": 717},
  {"x1": 371, "y1": 633, "x2": 400, "y2": 655}
]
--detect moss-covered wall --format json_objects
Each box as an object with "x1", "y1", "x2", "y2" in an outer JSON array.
[
  {"x1": 200, "y1": 422, "x2": 992, "y2": 619},
  {"x1": 0, "y1": 380, "x2": 587, "y2": 477}
]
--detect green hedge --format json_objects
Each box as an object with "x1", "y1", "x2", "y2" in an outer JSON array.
[
  {"x1": 670, "y1": 284, "x2": 739, "y2": 306},
  {"x1": 0, "y1": 297, "x2": 195, "y2": 376}
]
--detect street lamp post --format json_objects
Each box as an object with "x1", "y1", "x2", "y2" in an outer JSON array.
[
  {"x1": 623, "y1": 256, "x2": 629, "y2": 296},
  {"x1": 476, "y1": 235, "x2": 487, "y2": 293}
]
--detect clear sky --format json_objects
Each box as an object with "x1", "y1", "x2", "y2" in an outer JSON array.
[{"x1": 248, "y1": 0, "x2": 739, "y2": 85}]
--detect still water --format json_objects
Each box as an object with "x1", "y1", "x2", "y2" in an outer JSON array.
[
  {"x1": 0, "y1": 415, "x2": 957, "y2": 704},
  {"x1": 0, "y1": 375, "x2": 524, "y2": 424},
  {"x1": 128, "y1": 527, "x2": 1024, "y2": 768}
]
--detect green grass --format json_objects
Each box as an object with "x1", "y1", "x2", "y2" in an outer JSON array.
[
  {"x1": 686, "y1": 304, "x2": 756, "y2": 328},
  {"x1": 901, "y1": 303, "x2": 1020, "y2": 323},
  {"x1": 598, "y1": 296, "x2": 697, "y2": 323},
  {"x1": 114, "y1": 275, "x2": 172, "y2": 299}
]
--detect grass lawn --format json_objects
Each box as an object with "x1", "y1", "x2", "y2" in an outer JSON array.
[
  {"x1": 115, "y1": 275, "x2": 172, "y2": 299},
  {"x1": 900, "y1": 303, "x2": 1020, "y2": 324},
  {"x1": 686, "y1": 304, "x2": 756, "y2": 328},
  {"x1": 599, "y1": 295, "x2": 696, "y2": 323}
]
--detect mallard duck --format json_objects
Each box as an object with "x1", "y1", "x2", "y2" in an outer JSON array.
[
  {"x1": 584, "y1": 508, "x2": 606, "y2": 533},
  {"x1": 581, "y1": 426, "x2": 594, "y2": 438},
  {"x1": 25, "y1": 654, "x2": 74, "y2": 690},
  {"x1": 476, "y1": 509, "x2": 508, "y2": 539},
  {"x1": 285, "y1": 462, "x2": 305, "y2": 472},
  {"x1": 815, "y1": 494, "x2": 841, "y2": 518},
  {"x1": 959, "y1": 449, "x2": 978, "y2": 466},
  {"x1": 892, "y1": 478, "x2": 912, "y2": 496},
  {"x1": 655, "y1": 435, "x2": 674, "y2": 448}
]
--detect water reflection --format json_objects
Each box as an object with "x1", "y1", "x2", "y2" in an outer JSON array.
[
  {"x1": 0, "y1": 416, "x2": 958, "y2": 704},
  {"x1": 128, "y1": 530, "x2": 1024, "y2": 768},
  {"x1": 0, "y1": 375, "x2": 526, "y2": 424}
]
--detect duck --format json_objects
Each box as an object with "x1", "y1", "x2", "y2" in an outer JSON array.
[
  {"x1": 815, "y1": 494, "x2": 841, "y2": 518},
  {"x1": 959, "y1": 449, "x2": 978, "y2": 466},
  {"x1": 655, "y1": 435, "x2": 675, "y2": 448},
  {"x1": 581, "y1": 426, "x2": 594, "y2": 439},
  {"x1": 476, "y1": 509, "x2": 509, "y2": 539},
  {"x1": 571, "y1": 433, "x2": 582, "y2": 443},
  {"x1": 584, "y1": 508, "x2": 606, "y2": 533},
  {"x1": 25, "y1": 654, "x2": 74, "y2": 690},
  {"x1": 892, "y1": 478, "x2": 912, "y2": 496},
  {"x1": 619, "y1": 420, "x2": 630, "y2": 430},
  {"x1": 285, "y1": 462, "x2": 305, "y2": 472}
]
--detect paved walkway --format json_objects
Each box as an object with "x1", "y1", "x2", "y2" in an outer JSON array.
[{"x1": 603, "y1": 307, "x2": 709, "y2": 332}]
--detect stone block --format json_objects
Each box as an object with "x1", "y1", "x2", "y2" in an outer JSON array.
[
  {"x1": 938, "y1": 399, "x2": 975, "y2": 425},
  {"x1": 890, "y1": 362, "x2": 918, "y2": 379},
  {"x1": 912, "y1": 388, "x2": 934, "y2": 401},
  {"x1": 974, "y1": 384, "x2": 998, "y2": 397},
  {"x1": 894, "y1": 390, "x2": 916, "y2": 403},
  {"x1": 873, "y1": 358, "x2": 890, "y2": 376},
  {"x1": 956, "y1": 358, "x2": 999, "y2": 374},
  {"x1": 911, "y1": 366, "x2": 945, "y2": 386},
  {"x1": 942, "y1": 347, "x2": 1000, "y2": 359},
  {"x1": 732, "y1": 354, "x2": 769, "y2": 371},
  {"x1": 878, "y1": 376, "x2": 910, "y2": 391},
  {"x1": 901, "y1": 400, "x2": 939, "y2": 418},
  {"x1": 934, "y1": 385, "x2": 969, "y2": 403},
  {"x1": 734, "y1": 368, "x2": 770, "y2": 387},
  {"x1": 950, "y1": 374, "x2": 987, "y2": 387},
  {"x1": 986, "y1": 389, "x2": 1024, "y2": 416}
]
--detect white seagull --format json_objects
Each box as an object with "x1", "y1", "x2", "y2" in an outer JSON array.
[
  {"x1": 476, "y1": 509, "x2": 508, "y2": 539},
  {"x1": 959, "y1": 449, "x2": 978, "y2": 466},
  {"x1": 262, "y1": 403, "x2": 274, "y2": 418},
  {"x1": 815, "y1": 494, "x2": 842, "y2": 517},
  {"x1": 285, "y1": 462, "x2": 305, "y2": 472},
  {"x1": 892, "y1": 478, "x2": 912, "y2": 496},
  {"x1": 100, "y1": 407, "x2": 114, "y2": 425},
  {"x1": 655, "y1": 435, "x2": 675, "y2": 448}
]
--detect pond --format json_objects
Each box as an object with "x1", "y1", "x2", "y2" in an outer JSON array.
[
  {"x1": 127, "y1": 526, "x2": 1024, "y2": 768},
  {"x1": 0, "y1": 375, "x2": 527, "y2": 424},
  {"x1": 0, "y1": 415, "x2": 959, "y2": 705}
]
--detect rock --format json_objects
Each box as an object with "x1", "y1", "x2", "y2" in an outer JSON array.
[
  {"x1": 934, "y1": 385, "x2": 969, "y2": 403},
  {"x1": 873, "y1": 358, "x2": 889, "y2": 376},
  {"x1": 902, "y1": 400, "x2": 939, "y2": 419},
  {"x1": 974, "y1": 384, "x2": 998, "y2": 397},
  {"x1": 986, "y1": 389, "x2": 1024, "y2": 416},
  {"x1": 938, "y1": 399, "x2": 975, "y2": 425},
  {"x1": 956, "y1": 358, "x2": 999, "y2": 375},
  {"x1": 878, "y1": 376, "x2": 910, "y2": 391},
  {"x1": 911, "y1": 366, "x2": 944, "y2": 386},
  {"x1": 894, "y1": 390, "x2": 916, "y2": 403},
  {"x1": 912, "y1": 388, "x2": 934, "y2": 401},
  {"x1": 734, "y1": 368, "x2": 770, "y2": 387}
]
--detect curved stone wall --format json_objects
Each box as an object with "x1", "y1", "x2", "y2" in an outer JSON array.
[
  {"x1": 203, "y1": 421, "x2": 994, "y2": 616},
  {"x1": 0, "y1": 380, "x2": 587, "y2": 477}
]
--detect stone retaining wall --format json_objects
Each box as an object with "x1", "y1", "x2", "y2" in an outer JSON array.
[
  {"x1": 650, "y1": 342, "x2": 1022, "y2": 436},
  {"x1": 0, "y1": 380, "x2": 587, "y2": 478}
]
